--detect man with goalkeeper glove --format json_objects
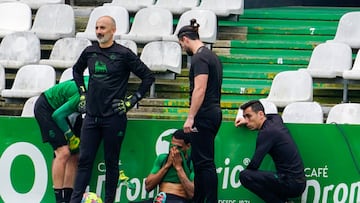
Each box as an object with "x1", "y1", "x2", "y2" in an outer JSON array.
[
  {"x1": 34, "y1": 76, "x2": 89, "y2": 203},
  {"x1": 69, "y1": 16, "x2": 155, "y2": 203}
]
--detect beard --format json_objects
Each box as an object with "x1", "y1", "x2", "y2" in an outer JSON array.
[
  {"x1": 97, "y1": 34, "x2": 112, "y2": 44},
  {"x1": 185, "y1": 47, "x2": 193, "y2": 56}
]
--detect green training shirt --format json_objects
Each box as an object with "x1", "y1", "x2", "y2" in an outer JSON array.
[
  {"x1": 150, "y1": 153, "x2": 194, "y2": 183},
  {"x1": 43, "y1": 76, "x2": 89, "y2": 133}
]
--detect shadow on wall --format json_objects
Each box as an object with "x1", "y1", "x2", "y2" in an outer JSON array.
[{"x1": 245, "y1": 0, "x2": 360, "y2": 8}]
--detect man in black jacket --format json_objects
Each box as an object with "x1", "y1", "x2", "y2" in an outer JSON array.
[
  {"x1": 235, "y1": 100, "x2": 306, "y2": 203},
  {"x1": 69, "y1": 16, "x2": 155, "y2": 203}
]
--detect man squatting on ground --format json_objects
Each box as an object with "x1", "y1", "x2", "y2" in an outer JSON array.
[{"x1": 235, "y1": 100, "x2": 306, "y2": 203}]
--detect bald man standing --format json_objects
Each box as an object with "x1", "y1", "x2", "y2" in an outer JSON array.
[{"x1": 69, "y1": 16, "x2": 154, "y2": 203}]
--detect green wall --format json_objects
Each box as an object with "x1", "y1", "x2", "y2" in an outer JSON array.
[{"x1": 0, "y1": 117, "x2": 359, "y2": 202}]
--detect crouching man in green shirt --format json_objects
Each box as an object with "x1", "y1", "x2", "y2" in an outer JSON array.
[
  {"x1": 34, "y1": 76, "x2": 89, "y2": 203},
  {"x1": 145, "y1": 129, "x2": 194, "y2": 203}
]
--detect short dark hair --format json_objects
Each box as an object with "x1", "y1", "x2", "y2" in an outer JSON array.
[
  {"x1": 173, "y1": 129, "x2": 191, "y2": 144},
  {"x1": 177, "y1": 19, "x2": 200, "y2": 40},
  {"x1": 240, "y1": 100, "x2": 265, "y2": 113}
]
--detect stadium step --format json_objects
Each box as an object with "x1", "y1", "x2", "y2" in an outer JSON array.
[
  {"x1": 218, "y1": 53, "x2": 310, "y2": 65},
  {"x1": 240, "y1": 6, "x2": 360, "y2": 20},
  {"x1": 222, "y1": 63, "x2": 303, "y2": 79},
  {"x1": 214, "y1": 35, "x2": 331, "y2": 50}
]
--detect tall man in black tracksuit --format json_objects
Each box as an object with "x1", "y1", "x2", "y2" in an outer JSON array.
[
  {"x1": 178, "y1": 19, "x2": 223, "y2": 202},
  {"x1": 69, "y1": 16, "x2": 154, "y2": 203},
  {"x1": 235, "y1": 100, "x2": 306, "y2": 203}
]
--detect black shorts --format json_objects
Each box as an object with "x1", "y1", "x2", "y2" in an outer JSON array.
[{"x1": 34, "y1": 94, "x2": 81, "y2": 151}]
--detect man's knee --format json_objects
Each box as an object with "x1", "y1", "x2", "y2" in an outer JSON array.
[{"x1": 239, "y1": 169, "x2": 252, "y2": 187}]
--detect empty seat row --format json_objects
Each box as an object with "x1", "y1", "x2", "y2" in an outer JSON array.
[
  {"x1": 0, "y1": 31, "x2": 181, "y2": 75},
  {"x1": 0, "y1": 2, "x2": 74, "y2": 40},
  {"x1": 57, "y1": 40, "x2": 182, "y2": 98},
  {"x1": 105, "y1": 0, "x2": 198, "y2": 15},
  {"x1": 39, "y1": 37, "x2": 92, "y2": 69},
  {"x1": 0, "y1": 2, "x2": 31, "y2": 38},
  {"x1": 299, "y1": 42, "x2": 352, "y2": 79},
  {"x1": 1, "y1": 64, "x2": 56, "y2": 103},
  {"x1": 291, "y1": 11, "x2": 360, "y2": 103},
  {"x1": 0, "y1": 0, "x2": 64, "y2": 9},
  {"x1": 261, "y1": 70, "x2": 313, "y2": 108},
  {"x1": 0, "y1": 31, "x2": 82, "y2": 70},
  {"x1": 298, "y1": 41, "x2": 360, "y2": 102},
  {"x1": 0, "y1": 31, "x2": 40, "y2": 69},
  {"x1": 0, "y1": 3, "x2": 218, "y2": 45},
  {"x1": 234, "y1": 68, "x2": 360, "y2": 124},
  {"x1": 12, "y1": 68, "x2": 83, "y2": 117},
  {"x1": 236, "y1": 100, "x2": 360, "y2": 125},
  {"x1": 77, "y1": 5, "x2": 218, "y2": 44},
  {"x1": 0, "y1": 0, "x2": 242, "y2": 42},
  {"x1": 235, "y1": 100, "x2": 323, "y2": 124},
  {"x1": 0, "y1": 33, "x2": 136, "y2": 70},
  {"x1": 330, "y1": 11, "x2": 360, "y2": 49},
  {"x1": 251, "y1": 64, "x2": 359, "y2": 114},
  {"x1": 1, "y1": 38, "x2": 181, "y2": 102},
  {"x1": 104, "y1": 0, "x2": 244, "y2": 17}
]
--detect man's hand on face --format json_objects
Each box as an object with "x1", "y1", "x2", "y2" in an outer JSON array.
[
  {"x1": 171, "y1": 147, "x2": 183, "y2": 170},
  {"x1": 235, "y1": 117, "x2": 247, "y2": 127},
  {"x1": 164, "y1": 151, "x2": 173, "y2": 169}
]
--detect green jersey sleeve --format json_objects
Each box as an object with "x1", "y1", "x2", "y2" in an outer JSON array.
[
  {"x1": 149, "y1": 153, "x2": 168, "y2": 174},
  {"x1": 51, "y1": 93, "x2": 80, "y2": 133}
]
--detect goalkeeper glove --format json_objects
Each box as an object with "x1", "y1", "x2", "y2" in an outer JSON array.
[
  {"x1": 78, "y1": 85, "x2": 86, "y2": 114},
  {"x1": 64, "y1": 130, "x2": 80, "y2": 153},
  {"x1": 112, "y1": 92, "x2": 141, "y2": 116}
]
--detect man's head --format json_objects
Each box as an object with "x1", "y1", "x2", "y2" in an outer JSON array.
[
  {"x1": 240, "y1": 100, "x2": 266, "y2": 130},
  {"x1": 95, "y1": 16, "x2": 116, "y2": 47},
  {"x1": 170, "y1": 129, "x2": 191, "y2": 153},
  {"x1": 177, "y1": 19, "x2": 200, "y2": 56}
]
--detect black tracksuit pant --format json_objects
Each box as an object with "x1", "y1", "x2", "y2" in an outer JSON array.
[
  {"x1": 70, "y1": 114, "x2": 126, "y2": 203},
  {"x1": 240, "y1": 169, "x2": 306, "y2": 203}
]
